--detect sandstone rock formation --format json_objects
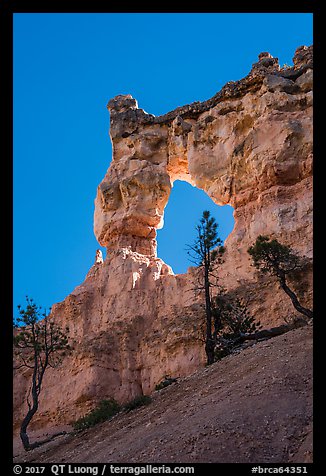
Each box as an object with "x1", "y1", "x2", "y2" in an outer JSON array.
[
  {"x1": 13, "y1": 45, "x2": 313, "y2": 432},
  {"x1": 95, "y1": 249, "x2": 103, "y2": 264}
]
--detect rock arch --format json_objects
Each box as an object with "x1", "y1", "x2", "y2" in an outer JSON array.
[
  {"x1": 14, "y1": 46, "x2": 313, "y2": 431},
  {"x1": 156, "y1": 180, "x2": 235, "y2": 274},
  {"x1": 94, "y1": 46, "x2": 313, "y2": 290}
]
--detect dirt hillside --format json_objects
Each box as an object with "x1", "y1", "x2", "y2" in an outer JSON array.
[{"x1": 13, "y1": 325, "x2": 313, "y2": 464}]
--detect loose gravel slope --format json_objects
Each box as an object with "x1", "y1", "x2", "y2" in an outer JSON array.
[{"x1": 14, "y1": 325, "x2": 313, "y2": 464}]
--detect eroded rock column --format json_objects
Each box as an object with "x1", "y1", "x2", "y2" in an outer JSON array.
[{"x1": 94, "y1": 95, "x2": 172, "y2": 256}]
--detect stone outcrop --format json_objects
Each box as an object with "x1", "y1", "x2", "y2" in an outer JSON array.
[
  {"x1": 13, "y1": 46, "x2": 313, "y2": 431},
  {"x1": 95, "y1": 45, "x2": 312, "y2": 285}
]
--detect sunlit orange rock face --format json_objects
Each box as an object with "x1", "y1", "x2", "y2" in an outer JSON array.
[{"x1": 14, "y1": 46, "x2": 313, "y2": 430}]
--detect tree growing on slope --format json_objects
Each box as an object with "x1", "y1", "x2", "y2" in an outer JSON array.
[
  {"x1": 13, "y1": 297, "x2": 70, "y2": 451},
  {"x1": 212, "y1": 291, "x2": 262, "y2": 359},
  {"x1": 187, "y1": 210, "x2": 225, "y2": 365},
  {"x1": 248, "y1": 235, "x2": 313, "y2": 320}
]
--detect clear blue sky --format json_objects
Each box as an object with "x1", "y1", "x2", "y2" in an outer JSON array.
[{"x1": 13, "y1": 13, "x2": 313, "y2": 313}]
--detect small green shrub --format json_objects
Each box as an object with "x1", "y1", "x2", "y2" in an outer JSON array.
[
  {"x1": 123, "y1": 395, "x2": 152, "y2": 412},
  {"x1": 214, "y1": 346, "x2": 231, "y2": 361},
  {"x1": 73, "y1": 398, "x2": 121, "y2": 431},
  {"x1": 155, "y1": 376, "x2": 177, "y2": 391}
]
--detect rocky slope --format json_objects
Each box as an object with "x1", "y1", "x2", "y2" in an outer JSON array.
[
  {"x1": 13, "y1": 45, "x2": 313, "y2": 430},
  {"x1": 14, "y1": 325, "x2": 313, "y2": 463}
]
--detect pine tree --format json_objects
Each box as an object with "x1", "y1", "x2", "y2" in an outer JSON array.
[
  {"x1": 248, "y1": 235, "x2": 313, "y2": 320},
  {"x1": 13, "y1": 297, "x2": 70, "y2": 450},
  {"x1": 187, "y1": 210, "x2": 225, "y2": 365}
]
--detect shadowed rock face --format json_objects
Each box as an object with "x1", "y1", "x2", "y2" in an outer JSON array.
[{"x1": 14, "y1": 46, "x2": 313, "y2": 431}]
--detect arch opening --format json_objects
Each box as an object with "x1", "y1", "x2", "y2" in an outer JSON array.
[{"x1": 157, "y1": 180, "x2": 235, "y2": 274}]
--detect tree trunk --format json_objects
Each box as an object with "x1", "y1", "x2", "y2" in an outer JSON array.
[
  {"x1": 204, "y1": 258, "x2": 215, "y2": 365},
  {"x1": 278, "y1": 273, "x2": 313, "y2": 319},
  {"x1": 205, "y1": 338, "x2": 215, "y2": 365},
  {"x1": 20, "y1": 355, "x2": 46, "y2": 451},
  {"x1": 20, "y1": 403, "x2": 38, "y2": 451},
  {"x1": 27, "y1": 431, "x2": 67, "y2": 450},
  {"x1": 233, "y1": 317, "x2": 308, "y2": 345}
]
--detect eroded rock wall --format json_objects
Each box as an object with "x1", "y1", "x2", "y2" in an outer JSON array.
[
  {"x1": 14, "y1": 46, "x2": 313, "y2": 430},
  {"x1": 95, "y1": 45, "x2": 312, "y2": 316},
  {"x1": 14, "y1": 252, "x2": 205, "y2": 429}
]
